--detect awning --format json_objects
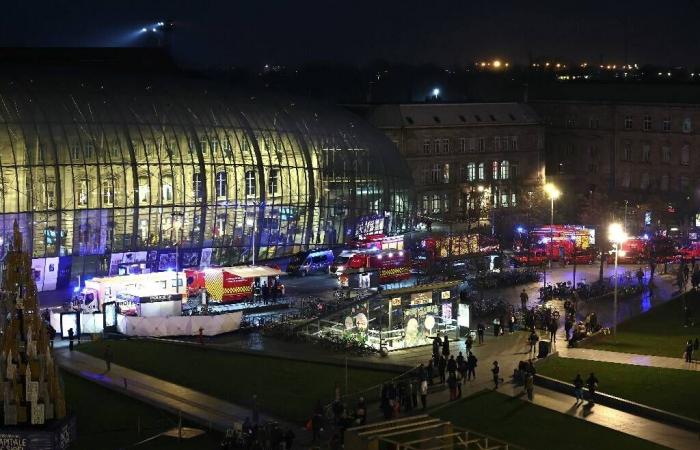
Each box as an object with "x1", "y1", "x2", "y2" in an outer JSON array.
[{"x1": 222, "y1": 266, "x2": 286, "y2": 278}]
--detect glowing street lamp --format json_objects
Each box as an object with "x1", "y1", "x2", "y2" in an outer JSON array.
[
  {"x1": 542, "y1": 183, "x2": 561, "y2": 289},
  {"x1": 608, "y1": 222, "x2": 628, "y2": 338}
]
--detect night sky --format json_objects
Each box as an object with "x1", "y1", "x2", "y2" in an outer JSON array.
[{"x1": 1, "y1": 0, "x2": 699, "y2": 67}]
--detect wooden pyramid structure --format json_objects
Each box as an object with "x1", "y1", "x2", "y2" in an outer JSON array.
[{"x1": 0, "y1": 221, "x2": 66, "y2": 425}]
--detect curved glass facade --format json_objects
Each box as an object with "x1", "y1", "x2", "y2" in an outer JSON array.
[{"x1": 0, "y1": 69, "x2": 412, "y2": 289}]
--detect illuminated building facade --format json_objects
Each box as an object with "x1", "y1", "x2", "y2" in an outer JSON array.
[{"x1": 0, "y1": 50, "x2": 413, "y2": 290}]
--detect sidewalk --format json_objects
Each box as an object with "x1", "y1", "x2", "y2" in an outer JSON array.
[
  {"x1": 55, "y1": 348, "x2": 297, "y2": 434},
  {"x1": 558, "y1": 346, "x2": 700, "y2": 371},
  {"x1": 419, "y1": 370, "x2": 699, "y2": 450}
]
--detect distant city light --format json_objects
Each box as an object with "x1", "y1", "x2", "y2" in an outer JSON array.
[
  {"x1": 140, "y1": 28, "x2": 147, "y2": 33},
  {"x1": 492, "y1": 60, "x2": 502, "y2": 68},
  {"x1": 152, "y1": 28, "x2": 157, "y2": 32}
]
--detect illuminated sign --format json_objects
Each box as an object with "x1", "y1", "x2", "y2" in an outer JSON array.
[
  {"x1": 441, "y1": 290, "x2": 451, "y2": 300},
  {"x1": 390, "y1": 297, "x2": 402, "y2": 307},
  {"x1": 410, "y1": 292, "x2": 432, "y2": 306},
  {"x1": 458, "y1": 303, "x2": 470, "y2": 328}
]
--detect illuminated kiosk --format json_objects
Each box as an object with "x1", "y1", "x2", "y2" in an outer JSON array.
[
  {"x1": 310, "y1": 281, "x2": 461, "y2": 352},
  {"x1": 51, "y1": 265, "x2": 284, "y2": 337},
  {"x1": 0, "y1": 222, "x2": 76, "y2": 448}
]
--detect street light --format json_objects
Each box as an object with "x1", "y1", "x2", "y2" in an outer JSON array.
[
  {"x1": 543, "y1": 183, "x2": 561, "y2": 289},
  {"x1": 171, "y1": 212, "x2": 184, "y2": 294},
  {"x1": 608, "y1": 222, "x2": 628, "y2": 338}
]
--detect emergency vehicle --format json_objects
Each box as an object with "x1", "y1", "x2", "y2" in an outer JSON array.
[{"x1": 185, "y1": 266, "x2": 286, "y2": 303}]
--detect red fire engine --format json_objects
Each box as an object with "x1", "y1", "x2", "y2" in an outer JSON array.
[
  {"x1": 330, "y1": 248, "x2": 411, "y2": 283},
  {"x1": 513, "y1": 225, "x2": 596, "y2": 266},
  {"x1": 185, "y1": 266, "x2": 285, "y2": 303}
]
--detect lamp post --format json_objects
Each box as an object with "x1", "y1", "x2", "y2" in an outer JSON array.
[
  {"x1": 171, "y1": 212, "x2": 184, "y2": 294},
  {"x1": 608, "y1": 222, "x2": 628, "y2": 338},
  {"x1": 543, "y1": 183, "x2": 561, "y2": 288}
]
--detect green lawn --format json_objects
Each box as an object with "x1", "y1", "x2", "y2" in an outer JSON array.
[
  {"x1": 536, "y1": 356, "x2": 700, "y2": 420},
  {"x1": 580, "y1": 291, "x2": 698, "y2": 357},
  {"x1": 435, "y1": 390, "x2": 668, "y2": 450},
  {"x1": 78, "y1": 339, "x2": 396, "y2": 422},
  {"x1": 62, "y1": 371, "x2": 221, "y2": 450}
]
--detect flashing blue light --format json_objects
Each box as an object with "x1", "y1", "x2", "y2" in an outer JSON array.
[
  {"x1": 157, "y1": 22, "x2": 165, "y2": 26},
  {"x1": 516, "y1": 227, "x2": 525, "y2": 234},
  {"x1": 432, "y1": 88, "x2": 440, "y2": 97},
  {"x1": 73, "y1": 286, "x2": 80, "y2": 293},
  {"x1": 152, "y1": 28, "x2": 157, "y2": 32},
  {"x1": 166, "y1": 268, "x2": 174, "y2": 272},
  {"x1": 643, "y1": 234, "x2": 649, "y2": 240},
  {"x1": 140, "y1": 28, "x2": 147, "y2": 33}
]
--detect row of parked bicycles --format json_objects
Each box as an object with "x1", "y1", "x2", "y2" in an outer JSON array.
[{"x1": 538, "y1": 272, "x2": 643, "y2": 302}]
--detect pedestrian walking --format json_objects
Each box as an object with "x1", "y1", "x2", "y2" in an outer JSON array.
[
  {"x1": 447, "y1": 355, "x2": 457, "y2": 380},
  {"x1": 420, "y1": 379, "x2": 428, "y2": 410},
  {"x1": 465, "y1": 334, "x2": 474, "y2": 352},
  {"x1": 104, "y1": 344, "x2": 113, "y2": 372},
  {"x1": 466, "y1": 351, "x2": 478, "y2": 381},
  {"x1": 438, "y1": 355, "x2": 447, "y2": 384},
  {"x1": 636, "y1": 267, "x2": 644, "y2": 286},
  {"x1": 426, "y1": 359, "x2": 434, "y2": 385},
  {"x1": 573, "y1": 374, "x2": 584, "y2": 403},
  {"x1": 492, "y1": 317, "x2": 501, "y2": 337},
  {"x1": 491, "y1": 361, "x2": 502, "y2": 389},
  {"x1": 528, "y1": 331, "x2": 539, "y2": 356},
  {"x1": 520, "y1": 289, "x2": 529, "y2": 310},
  {"x1": 68, "y1": 327, "x2": 74, "y2": 352},
  {"x1": 477, "y1": 322, "x2": 485, "y2": 344},
  {"x1": 685, "y1": 339, "x2": 694, "y2": 363},
  {"x1": 692, "y1": 265, "x2": 700, "y2": 290},
  {"x1": 524, "y1": 372, "x2": 534, "y2": 401},
  {"x1": 564, "y1": 317, "x2": 573, "y2": 341},
  {"x1": 447, "y1": 373, "x2": 458, "y2": 400},
  {"x1": 548, "y1": 318, "x2": 558, "y2": 344},
  {"x1": 586, "y1": 372, "x2": 598, "y2": 403},
  {"x1": 442, "y1": 334, "x2": 450, "y2": 357}
]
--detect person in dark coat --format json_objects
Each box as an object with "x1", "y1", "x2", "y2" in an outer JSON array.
[
  {"x1": 685, "y1": 339, "x2": 694, "y2": 363},
  {"x1": 447, "y1": 355, "x2": 457, "y2": 380},
  {"x1": 68, "y1": 328, "x2": 75, "y2": 351},
  {"x1": 466, "y1": 352, "x2": 478, "y2": 381},
  {"x1": 442, "y1": 335, "x2": 450, "y2": 357},
  {"x1": 477, "y1": 322, "x2": 485, "y2": 344},
  {"x1": 586, "y1": 372, "x2": 599, "y2": 403},
  {"x1": 438, "y1": 355, "x2": 447, "y2": 384}
]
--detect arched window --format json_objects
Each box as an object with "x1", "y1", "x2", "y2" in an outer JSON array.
[
  {"x1": 268, "y1": 169, "x2": 279, "y2": 196},
  {"x1": 245, "y1": 170, "x2": 256, "y2": 196},
  {"x1": 162, "y1": 175, "x2": 174, "y2": 203},
  {"x1": 492, "y1": 161, "x2": 499, "y2": 180},
  {"x1": 477, "y1": 162, "x2": 485, "y2": 180},
  {"x1": 500, "y1": 160, "x2": 510, "y2": 179},
  {"x1": 215, "y1": 171, "x2": 227, "y2": 198}
]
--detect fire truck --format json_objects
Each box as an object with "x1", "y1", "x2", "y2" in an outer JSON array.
[
  {"x1": 679, "y1": 241, "x2": 700, "y2": 262},
  {"x1": 410, "y1": 233, "x2": 500, "y2": 273},
  {"x1": 185, "y1": 266, "x2": 286, "y2": 303},
  {"x1": 513, "y1": 225, "x2": 596, "y2": 266},
  {"x1": 606, "y1": 235, "x2": 678, "y2": 264},
  {"x1": 330, "y1": 248, "x2": 411, "y2": 283}
]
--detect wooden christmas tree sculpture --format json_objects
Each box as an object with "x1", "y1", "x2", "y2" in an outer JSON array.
[{"x1": 0, "y1": 221, "x2": 66, "y2": 425}]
